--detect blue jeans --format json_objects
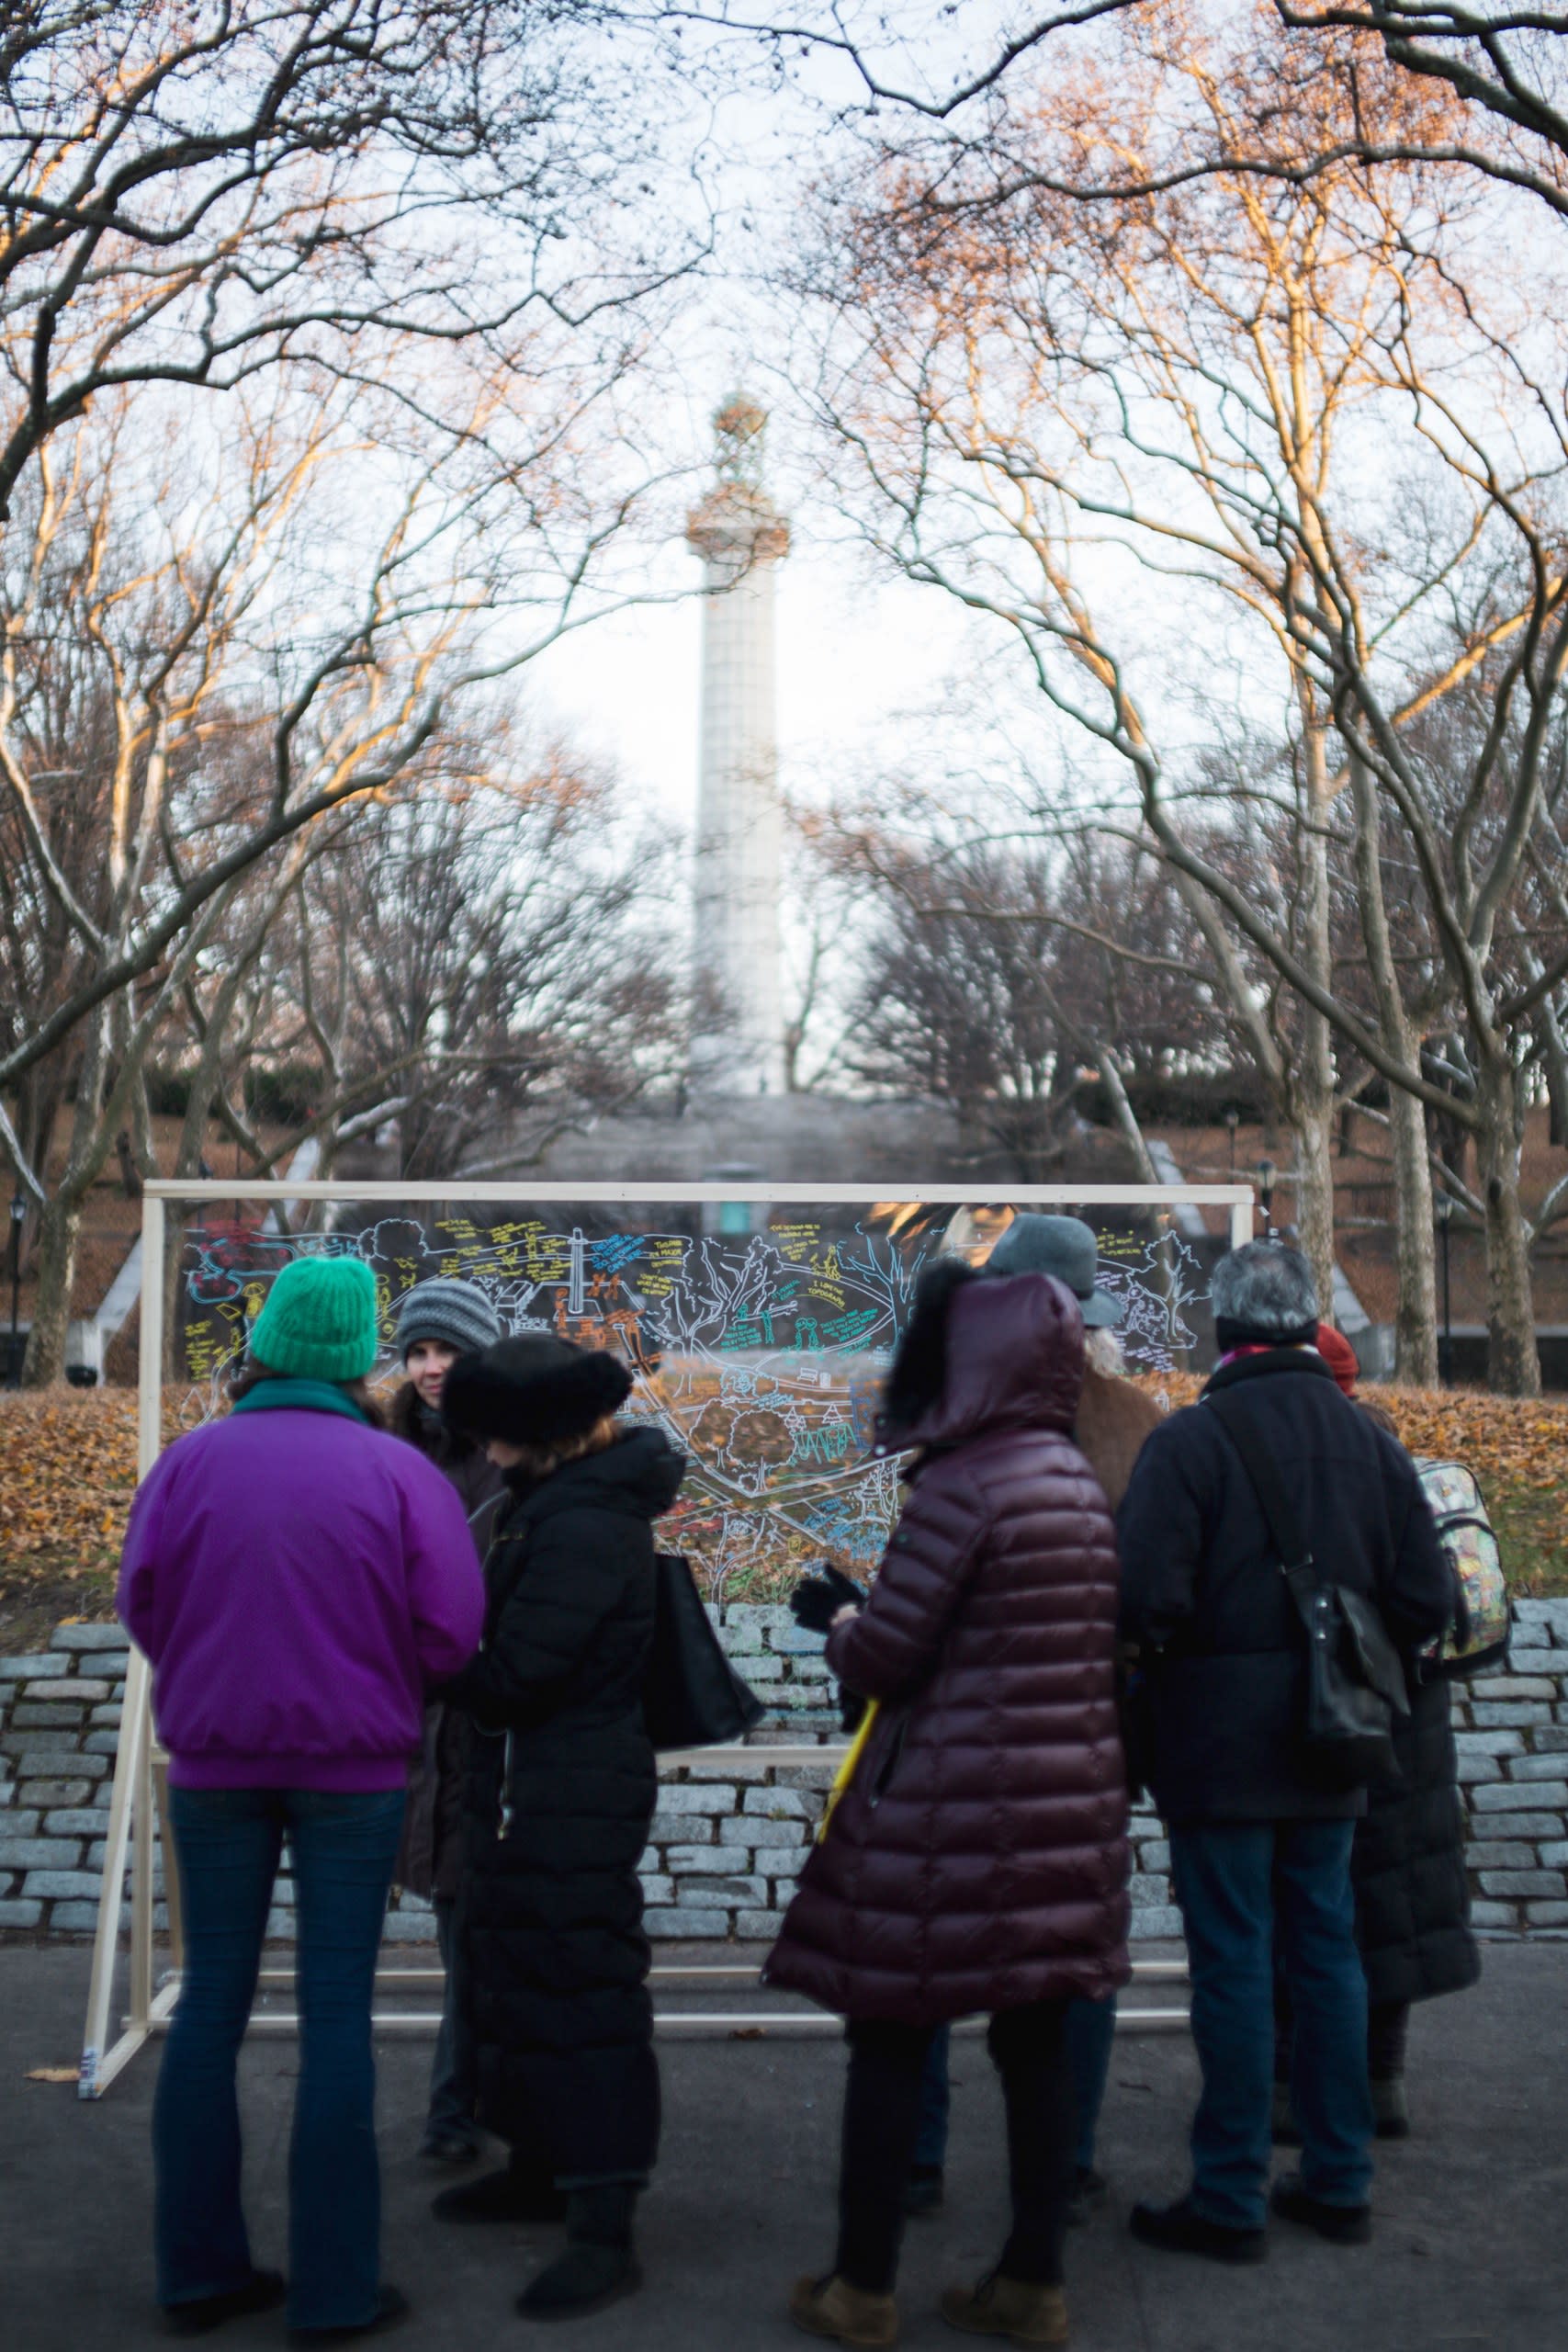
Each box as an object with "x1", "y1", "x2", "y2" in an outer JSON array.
[
  {"x1": 153, "y1": 1786, "x2": 405, "y2": 2330},
  {"x1": 1170, "y1": 1820, "x2": 1373, "y2": 2231},
  {"x1": 913, "y1": 1997, "x2": 1116, "y2": 2176}
]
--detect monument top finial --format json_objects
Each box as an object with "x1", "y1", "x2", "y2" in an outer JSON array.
[
  {"x1": 713, "y1": 395, "x2": 768, "y2": 487},
  {"x1": 686, "y1": 390, "x2": 789, "y2": 568}
]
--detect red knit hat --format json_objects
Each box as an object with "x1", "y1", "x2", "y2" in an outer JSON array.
[{"x1": 1315, "y1": 1321, "x2": 1359, "y2": 1395}]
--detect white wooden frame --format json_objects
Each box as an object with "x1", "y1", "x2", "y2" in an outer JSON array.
[{"x1": 80, "y1": 1179, "x2": 1254, "y2": 2095}]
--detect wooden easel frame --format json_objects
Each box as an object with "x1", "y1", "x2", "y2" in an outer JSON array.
[{"x1": 80, "y1": 1178, "x2": 1252, "y2": 2096}]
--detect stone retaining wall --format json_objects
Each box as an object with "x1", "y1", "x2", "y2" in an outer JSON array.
[
  {"x1": 3, "y1": 1602, "x2": 1566, "y2": 1942},
  {"x1": 1450, "y1": 1598, "x2": 1568, "y2": 1932}
]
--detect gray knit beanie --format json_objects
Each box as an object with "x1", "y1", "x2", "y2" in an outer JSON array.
[{"x1": 396, "y1": 1277, "x2": 502, "y2": 1362}]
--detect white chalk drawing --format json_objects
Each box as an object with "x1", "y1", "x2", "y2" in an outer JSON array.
[{"x1": 176, "y1": 1207, "x2": 1210, "y2": 1600}]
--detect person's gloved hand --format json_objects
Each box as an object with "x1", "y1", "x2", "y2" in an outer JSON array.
[{"x1": 789, "y1": 1561, "x2": 867, "y2": 1634}]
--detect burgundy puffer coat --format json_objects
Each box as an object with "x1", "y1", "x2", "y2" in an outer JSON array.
[{"x1": 765, "y1": 1272, "x2": 1132, "y2": 2026}]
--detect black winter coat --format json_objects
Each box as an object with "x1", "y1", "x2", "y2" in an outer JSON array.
[
  {"x1": 1117, "y1": 1351, "x2": 1453, "y2": 1826},
  {"x1": 439, "y1": 1424, "x2": 683, "y2": 2179},
  {"x1": 389, "y1": 1385, "x2": 508, "y2": 1904},
  {"x1": 1354, "y1": 1673, "x2": 1479, "y2": 2007}
]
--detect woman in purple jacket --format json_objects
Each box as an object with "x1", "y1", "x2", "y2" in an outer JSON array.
[{"x1": 118, "y1": 1256, "x2": 484, "y2": 2342}]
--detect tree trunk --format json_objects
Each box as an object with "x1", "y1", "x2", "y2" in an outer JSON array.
[
  {"x1": 1292, "y1": 714, "x2": 1338, "y2": 1318},
  {"x1": 1095, "y1": 1046, "x2": 1159, "y2": 1184},
  {"x1": 1538, "y1": 997, "x2": 1568, "y2": 1148},
  {"x1": 1347, "y1": 747, "x2": 1437, "y2": 1384},
  {"x1": 1476, "y1": 1057, "x2": 1540, "y2": 1396},
  {"x1": 1388, "y1": 1081, "x2": 1438, "y2": 1385},
  {"x1": 21, "y1": 1192, "x2": 82, "y2": 1386},
  {"x1": 21, "y1": 1001, "x2": 113, "y2": 1387},
  {"x1": 1291, "y1": 1093, "x2": 1337, "y2": 1318}
]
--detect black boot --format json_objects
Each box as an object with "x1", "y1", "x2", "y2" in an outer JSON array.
[
  {"x1": 516, "y1": 2184, "x2": 642, "y2": 2319},
  {"x1": 432, "y1": 2151, "x2": 567, "y2": 2225}
]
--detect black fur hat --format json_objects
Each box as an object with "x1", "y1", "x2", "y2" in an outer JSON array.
[
  {"x1": 879, "y1": 1259, "x2": 981, "y2": 1435},
  {"x1": 441, "y1": 1334, "x2": 633, "y2": 1445}
]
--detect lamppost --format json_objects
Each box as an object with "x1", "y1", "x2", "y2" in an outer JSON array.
[
  {"x1": 8, "y1": 1193, "x2": 24, "y2": 1387},
  {"x1": 1257, "y1": 1158, "x2": 1277, "y2": 1241},
  {"x1": 1436, "y1": 1193, "x2": 1454, "y2": 1386}
]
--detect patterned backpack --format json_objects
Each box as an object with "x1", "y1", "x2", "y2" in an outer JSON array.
[{"x1": 1414, "y1": 1459, "x2": 1511, "y2": 1679}]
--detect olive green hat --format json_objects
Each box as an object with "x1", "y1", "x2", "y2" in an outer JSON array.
[{"x1": 248, "y1": 1256, "x2": 379, "y2": 1382}]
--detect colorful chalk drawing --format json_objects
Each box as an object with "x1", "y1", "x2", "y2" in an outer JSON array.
[{"x1": 176, "y1": 1207, "x2": 1210, "y2": 1600}]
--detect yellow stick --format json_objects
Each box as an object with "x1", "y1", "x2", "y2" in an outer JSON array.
[{"x1": 817, "y1": 1700, "x2": 880, "y2": 1842}]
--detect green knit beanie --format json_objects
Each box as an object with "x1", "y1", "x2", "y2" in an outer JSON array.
[{"x1": 249, "y1": 1256, "x2": 379, "y2": 1382}]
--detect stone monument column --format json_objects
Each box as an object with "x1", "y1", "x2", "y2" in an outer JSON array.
[{"x1": 685, "y1": 397, "x2": 790, "y2": 1093}]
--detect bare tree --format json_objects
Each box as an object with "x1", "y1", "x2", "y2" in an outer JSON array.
[
  {"x1": 249, "y1": 762, "x2": 684, "y2": 1182},
  {"x1": 0, "y1": 334, "x2": 685, "y2": 1380},
  {"x1": 1279, "y1": 6, "x2": 1568, "y2": 214},
  {"x1": 0, "y1": 2, "x2": 706, "y2": 522},
  {"x1": 821, "y1": 801, "x2": 1230, "y2": 1182},
  {"x1": 675, "y1": 0, "x2": 1563, "y2": 209},
  {"x1": 790, "y1": 10, "x2": 1568, "y2": 1387}
]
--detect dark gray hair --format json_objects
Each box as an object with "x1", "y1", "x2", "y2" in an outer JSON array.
[{"x1": 1210, "y1": 1242, "x2": 1319, "y2": 1336}]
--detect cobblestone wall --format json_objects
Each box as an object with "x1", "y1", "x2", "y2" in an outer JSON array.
[
  {"x1": 0, "y1": 1623, "x2": 130, "y2": 1933},
  {"x1": 1451, "y1": 1598, "x2": 1568, "y2": 1932},
  {"x1": 4, "y1": 1602, "x2": 1566, "y2": 1943}
]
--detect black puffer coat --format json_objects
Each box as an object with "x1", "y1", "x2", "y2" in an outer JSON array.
[
  {"x1": 765, "y1": 1272, "x2": 1131, "y2": 2027},
  {"x1": 439, "y1": 1424, "x2": 683, "y2": 2179},
  {"x1": 1354, "y1": 1672, "x2": 1479, "y2": 2007},
  {"x1": 389, "y1": 1383, "x2": 508, "y2": 1903}
]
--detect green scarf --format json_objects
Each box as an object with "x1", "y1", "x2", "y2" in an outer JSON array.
[{"x1": 231, "y1": 1376, "x2": 371, "y2": 1425}]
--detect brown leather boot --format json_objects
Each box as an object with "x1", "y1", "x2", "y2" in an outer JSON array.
[
  {"x1": 940, "y1": 2271, "x2": 1068, "y2": 2346},
  {"x1": 790, "y1": 2272, "x2": 900, "y2": 2346}
]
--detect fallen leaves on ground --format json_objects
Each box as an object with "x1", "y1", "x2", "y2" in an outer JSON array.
[
  {"x1": 0, "y1": 1389, "x2": 183, "y2": 1577},
  {"x1": 0, "y1": 1378, "x2": 1562, "y2": 1622},
  {"x1": 25, "y1": 2066, "x2": 81, "y2": 2085}
]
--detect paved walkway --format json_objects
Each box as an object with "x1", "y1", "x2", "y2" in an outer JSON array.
[{"x1": 2, "y1": 1940, "x2": 1562, "y2": 2351}]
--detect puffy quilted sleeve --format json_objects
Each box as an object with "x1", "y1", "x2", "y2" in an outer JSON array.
[{"x1": 826, "y1": 1466, "x2": 987, "y2": 1702}]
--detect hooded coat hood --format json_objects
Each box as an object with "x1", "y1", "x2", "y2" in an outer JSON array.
[{"x1": 880, "y1": 1266, "x2": 1085, "y2": 1454}]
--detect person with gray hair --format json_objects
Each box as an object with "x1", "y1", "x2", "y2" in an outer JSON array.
[
  {"x1": 1207, "y1": 1238, "x2": 1321, "y2": 1347},
  {"x1": 1116, "y1": 1244, "x2": 1453, "y2": 2265}
]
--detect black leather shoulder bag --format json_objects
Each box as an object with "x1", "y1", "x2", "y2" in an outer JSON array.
[{"x1": 642, "y1": 1553, "x2": 766, "y2": 1752}]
